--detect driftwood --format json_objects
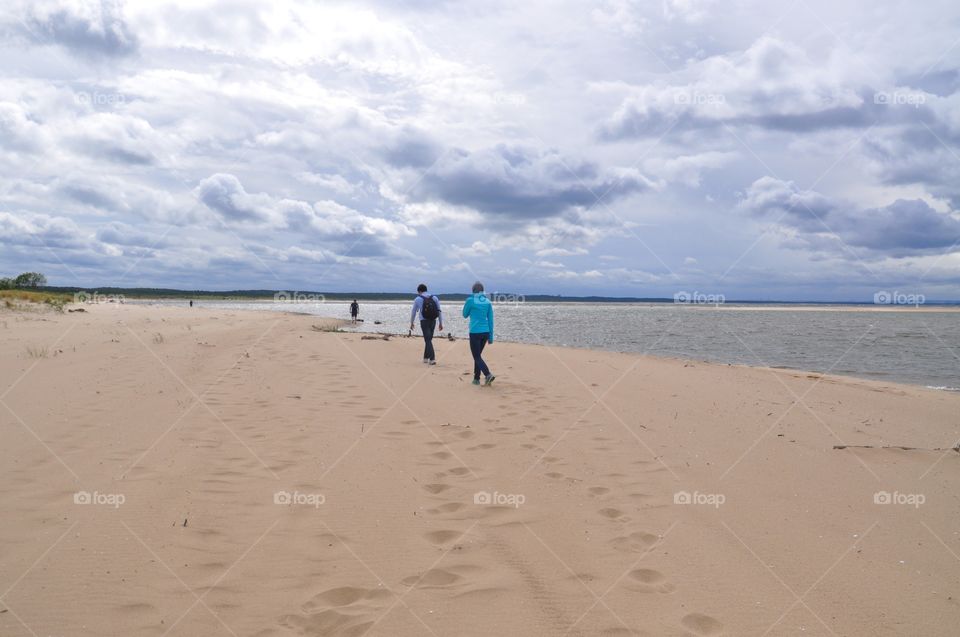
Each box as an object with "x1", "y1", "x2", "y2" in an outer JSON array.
[{"x1": 834, "y1": 444, "x2": 960, "y2": 452}]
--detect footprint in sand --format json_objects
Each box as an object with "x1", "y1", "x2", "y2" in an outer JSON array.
[
  {"x1": 422, "y1": 483, "x2": 451, "y2": 495},
  {"x1": 425, "y1": 502, "x2": 466, "y2": 515},
  {"x1": 431, "y1": 451, "x2": 453, "y2": 460},
  {"x1": 626, "y1": 568, "x2": 676, "y2": 594},
  {"x1": 467, "y1": 443, "x2": 496, "y2": 451},
  {"x1": 423, "y1": 529, "x2": 463, "y2": 545},
  {"x1": 279, "y1": 586, "x2": 392, "y2": 637},
  {"x1": 598, "y1": 507, "x2": 627, "y2": 521},
  {"x1": 447, "y1": 467, "x2": 471, "y2": 476},
  {"x1": 587, "y1": 486, "x2": 610, "y2": 496},
  {"x1": 401, "y1": 568, "x2": 461, "y2": 588},
  {"x1": 680, "y1": 613, "x2": 724, "y2": 635},
  {"x1": 610, "y1": 531, "x2": 659, "y2": 552}
]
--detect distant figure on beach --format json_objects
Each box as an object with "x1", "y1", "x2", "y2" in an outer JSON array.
[
  {"x1": 189, "y1": 299, "x2": 193, "y2": 308},
  {"x1": 462, "y1": 281, "x2": 495, "y2": 386},
  {"x1": 410, "y1": 284, "x2": 443, "y2": 365},
  {"x1": 350, "y1": 299, "x2": 359, "y2": 324}
]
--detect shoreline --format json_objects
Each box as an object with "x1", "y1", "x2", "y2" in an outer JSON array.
[
  {"x1": 343, "y1": 325, "x2": 960, "y2": 395},
  {"x1": 123, "y1": 301, "x2": 960, "y2": 392},
  {"x1": 125, "y1": 297, "x2": 960, "y2": 311}
]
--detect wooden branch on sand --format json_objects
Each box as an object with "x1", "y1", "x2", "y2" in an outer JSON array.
[{"x1": 834, "y1": 444, "x2": 960, "y2": 452}]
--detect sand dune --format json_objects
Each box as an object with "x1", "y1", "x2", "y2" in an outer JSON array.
[{"x1": 1, "y1": 304, "x2": 957, "y2": 636}]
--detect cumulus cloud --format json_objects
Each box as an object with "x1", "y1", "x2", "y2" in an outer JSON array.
[
  {"x1": 0, "y1": 211, "x2": 88, "y2": 248},
  {"x1": 599, "y1": 37, "x2": 871, "y2": 140},
  {"x1": 197, "y1": 174, "x2": 274, "y2": 223},
  {"x1": 741, "y1": 177, "x2": 960, "y2": 256},
  {"x1": 411, "y1": 144, "x2": 654, "y2": 220},
  {"x1": 195, "y1": 173, "x2": 414, "y2": 257},
  {"x1": 0, "y1": 102, "x2": 49, "y2": 153},
  {"x1": 11, "y1": 0, "x2": 139, "y2": 57}
]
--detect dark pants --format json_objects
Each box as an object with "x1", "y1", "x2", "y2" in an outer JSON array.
[
  {"x1": 470, "y1": 332, "x2": 491, "y2": 379},
  {"x1": 420, "y1": 319, "x2": 436, "y2": 360}
]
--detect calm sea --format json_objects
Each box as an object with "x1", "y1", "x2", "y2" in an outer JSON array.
[{"x1": 134, "y1": 300, "x2": 960, "y2": 391}]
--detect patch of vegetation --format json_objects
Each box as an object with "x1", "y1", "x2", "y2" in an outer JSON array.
[
  {"x1": 0, "y1": 289, "x2": 72, "y2": 312},
  {"x1": 25, "y1": 345, "x2": 49, "y2": 359}
]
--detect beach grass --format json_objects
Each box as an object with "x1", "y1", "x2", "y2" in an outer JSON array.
[{"x1": 0, "y1": 289, "x2": 72, "y2": 312}]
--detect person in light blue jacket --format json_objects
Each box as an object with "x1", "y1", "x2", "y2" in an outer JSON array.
[{"x1": 462, "y1": 281, "x2": 495, "y2": 386}]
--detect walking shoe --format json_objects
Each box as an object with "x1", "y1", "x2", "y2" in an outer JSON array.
[
  {"x1": 472, "y1": 378, "x2": 480, "y2": 385},
  {"x1": 429, "y1": 360, "x2": 437, "y2": 365},
  {"x1": 484, "y1": 375, "x2": 496, "y2": 386},
  {"x1": 422, "y1": 358, "x2": 429, "y2": 364}
]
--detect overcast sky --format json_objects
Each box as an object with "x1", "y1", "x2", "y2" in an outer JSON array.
[{"x1": 1, "y1": 0, "x2": 958, "y2": 300}]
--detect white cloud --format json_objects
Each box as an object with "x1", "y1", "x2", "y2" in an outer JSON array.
[{"x1": 0, "y1": 0, "x2": 956, "y2": 298}]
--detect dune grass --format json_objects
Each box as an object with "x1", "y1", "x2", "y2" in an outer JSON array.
[{"x1": 0, "y1": 289, "x2": 72, "y2": 312}]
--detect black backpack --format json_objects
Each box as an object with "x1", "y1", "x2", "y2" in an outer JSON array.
[{"x1": 421, "y1": 295, "x2": 439, "y2": 320}]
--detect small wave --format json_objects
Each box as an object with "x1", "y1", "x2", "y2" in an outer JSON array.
[{"x1": 926, "y1": 385, "x2": 960, "y2": 392}]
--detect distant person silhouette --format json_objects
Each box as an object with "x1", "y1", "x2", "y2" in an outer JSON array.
[
  {"x1": 350, "y1": 299, "x2": 359, "y2": 324},
  {"x1": 462, "y1": 281, "x2": 495, "y2": 385},
  {"x1": 410, "y1": 284, "x2": 443, "y2": 365}
]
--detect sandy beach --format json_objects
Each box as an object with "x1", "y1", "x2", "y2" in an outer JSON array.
[{"x1": 1, "y1": 303, "x2": 958, "y2": 637}]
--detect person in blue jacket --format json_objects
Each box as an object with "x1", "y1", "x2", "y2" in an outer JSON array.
[{"x1": 462, "y1": 281, "x2": 495, "y2": 386}]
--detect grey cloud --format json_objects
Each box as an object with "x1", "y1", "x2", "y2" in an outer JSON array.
[
  {"x1": 383, "y1": 129, "x2": 441, "y2": 168},
  {"x1": 863, "y1": 127, "x2": 960, "y2": 207},
  {"x1": 412, "y1": 144, "x2": 652, "y2": 220},
  {"x1": 96, "y1": 221, "x2": 168, "y2": 249},
  {"x1": 68, "y1": 114, "x2": 161, "y2": 166},
  {"x1": 59, "y1": 183, "x2": 120, "y2": 211},
  {"x1": 0, "y1": 103, "x2": 47, "y2": 153},
  {"x1": 846, "y1": 199, "x2": 960, "y2": 252},
  {"x1": 0, "y1": 211, "x2": 88, "y2": 250},
  {"x1": 196, "y1": 173, "x2": 414, "y2": 258},
  {"x1": 18, "y1": 0, "x2": 138, "y2": 58},
  {"x1": 741, "y1": 177, "x2": 960, "y2": 255},
  {"x1": 596, "y1": 36, "x2": 955, "y2": 141}
]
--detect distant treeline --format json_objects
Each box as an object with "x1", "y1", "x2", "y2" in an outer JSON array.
[
  {"x1": 31, "y1": 286, "x2": 960, "y2": 305},
  {"x1": 39, "y1": 286, "x2": 672, "y2": 302}
]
